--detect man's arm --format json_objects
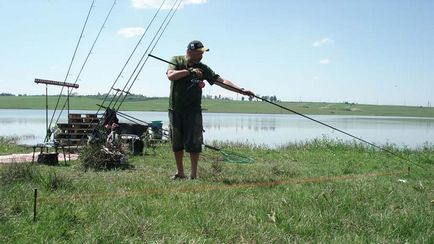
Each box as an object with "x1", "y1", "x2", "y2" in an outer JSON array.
[
  {"x1": 214, "y1": 77, "x2": 255, "y2": 96},
  {"x1": 167, "y1": 68, "x2": 203, "y2": 81}
]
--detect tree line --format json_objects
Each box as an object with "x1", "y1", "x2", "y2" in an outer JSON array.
[{"x1": 1, "y1": 92, "x2": 279, "y2": 102}]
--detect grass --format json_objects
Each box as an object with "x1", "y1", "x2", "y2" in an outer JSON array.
[
  {"x1": 2, "y1": 95, "x2": 434, "y2": 117},
  {"x1": 0, "y1": 137, "x2": 33, "y2": 155},
  {"x1": 1, "y1": 137, "x2": 433, "y2": 242}
]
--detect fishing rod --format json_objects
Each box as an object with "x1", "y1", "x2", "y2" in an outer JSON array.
[
  {"x1": 62, "y1": 0, "x2": 183, "y2": 153},
  {"x1": 54, "y1": 0, "x2": 117, "y2": 125},
  {"x1": 97, "y1": 104, "x2": 166, "y2": 135},
  {"x1": 94, "y1": 0, "x2": 180, "y2": 135},
  {"x1": 113, "y1": 0, "x2": 183, "y2": 111},
  {"x1": 68, "y1": 0, "x2": 169, "y2": 151},
  {"x1": 147, "y1": 54, "x2": 417, "y2": 166},
  {"x1": 44, "y1": 0, "x2": 95, "y2": 142},
  {"x1": 98, "y1": 0, "x2": 168, "y2": 114}
]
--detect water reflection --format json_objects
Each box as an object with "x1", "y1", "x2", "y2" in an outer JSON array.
[
  {"x1": 1, "y1": 109, "x2": 434, "y2": 148},
  {"x1": 204, "y1": 114, "x2": 277, "y2": 131}
]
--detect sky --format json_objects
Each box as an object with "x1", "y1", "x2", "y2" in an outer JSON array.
[{"x1": 1, "y1": 0, "x2": 434, "y2": 106}]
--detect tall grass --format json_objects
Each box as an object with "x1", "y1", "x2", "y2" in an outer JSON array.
[
  {"x1": 1, "y1": 139, "x2": 433, "y2": 243},
  {"x1": 0, "y1": 163, "x2": 36, "y2": 185},
  {"x1": 0, "y1": 137, "x2": 31, "y2": 155}
]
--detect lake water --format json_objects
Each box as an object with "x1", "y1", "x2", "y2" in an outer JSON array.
[{"x1": 1, "y1": 109, "x2": 434, "y2": 149}]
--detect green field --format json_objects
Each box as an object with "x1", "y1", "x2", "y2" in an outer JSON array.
[
  {"x1": 1, "y1": 95, "x2": 434, "y2": 117},
  {"x1": 1, "y1": 137, "x2": 433, "y2": 242}
]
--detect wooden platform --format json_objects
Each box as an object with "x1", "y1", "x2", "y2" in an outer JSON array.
[{"x1": 55, "y1": 113, "x2": 99, "y2": 147}]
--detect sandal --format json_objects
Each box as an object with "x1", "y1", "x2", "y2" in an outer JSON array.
[{"x1": 170, "y1": 174, "x2": 187, "y2": 180}]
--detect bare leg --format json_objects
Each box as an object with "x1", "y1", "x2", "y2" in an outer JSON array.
[
  {"x1": 174, "y1": 150, "x2": 185, "y2": 176},
  {"x1": 190, "y1": 152, "x2": 199, "y2": 179}
]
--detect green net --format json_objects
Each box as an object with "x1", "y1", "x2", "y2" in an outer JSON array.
[
  {"x1": 204, "y1": 144, "x2": 255, "y2": 164},
  {"x1": 220, "y1": 149, "x2": 255, "y2": 164}
]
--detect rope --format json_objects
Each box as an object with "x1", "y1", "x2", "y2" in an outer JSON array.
[{"x1": 38, "y1": 169, "x2": 408, "y2": 204}]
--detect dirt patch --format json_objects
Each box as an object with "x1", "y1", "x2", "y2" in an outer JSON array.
[{"x1": 0, "y1": 153, "x2": 78, "y2": 164}]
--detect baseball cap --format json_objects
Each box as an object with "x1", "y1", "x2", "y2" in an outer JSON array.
[{"x1": 187, "y1": 40, "x2": 209, "y2": 52}]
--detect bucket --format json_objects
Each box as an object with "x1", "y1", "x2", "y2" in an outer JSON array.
[
  {"x1": 150, "y1": 120, "x2": 163, "y2": 139},
  {"x1": 37, "y1": 153, "x2": 59, "y2": 165},
  {"x1": 131, "y1": 139, "x2": 144, "y2": 155}
]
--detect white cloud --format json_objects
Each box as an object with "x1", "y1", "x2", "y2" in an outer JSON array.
[
  {"x1": 117, "y1": 27, "x2": 145, "y2": 38},
  {"x1": 312, "y1": 38, "x2": 334, "y2": 48},
  {"x1": 132, "y1": 0, "x2": 207, "y2": 9},
  {"x1": 319, "y1": 59, "x2": 330, "y2": 65}
]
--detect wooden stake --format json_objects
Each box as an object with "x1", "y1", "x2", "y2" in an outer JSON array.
[{"x1": 33, "y1": 189, "x2": 37, "y2": 222}]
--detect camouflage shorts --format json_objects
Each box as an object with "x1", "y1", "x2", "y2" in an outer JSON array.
[{"x1": 168, "y1": 110, "x2": 203, "y2": 153}]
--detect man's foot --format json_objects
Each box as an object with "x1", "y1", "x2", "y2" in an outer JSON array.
[
  {"x1": 170, "y1": 174, "x2": 187, "y2": 180},
  {"x1": 189, "y1": 175, "x2": 197, "y2": 180}
]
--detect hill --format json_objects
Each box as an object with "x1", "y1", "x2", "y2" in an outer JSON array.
[{"x1": 1, "y1": 95, "x2": 434, "y2": 117}]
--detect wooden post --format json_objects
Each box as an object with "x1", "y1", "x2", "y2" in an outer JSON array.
[{"x1": 33, "y1": 189, "x2": 37, "y2": 222}]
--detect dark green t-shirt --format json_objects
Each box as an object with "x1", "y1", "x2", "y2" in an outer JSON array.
[{"x1": 167, "y1": 56, "x2": 219, "y2": 112}]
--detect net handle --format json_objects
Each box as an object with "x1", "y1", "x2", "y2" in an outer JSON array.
[
  {"x1": 204, "y1": 144, "x2": 255, "y2": 164},
  {"x1": 204, "y1": 144, "x2": 221, "y2": 151}
]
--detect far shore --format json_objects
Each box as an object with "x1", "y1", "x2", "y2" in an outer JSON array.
[{"x1": 1, "y1": 95, "x2": 434, "y2": 117}]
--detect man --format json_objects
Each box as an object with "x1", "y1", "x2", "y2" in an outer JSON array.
[{"x1": 166, "y1": 40, "x2": 254, "y2": 180}]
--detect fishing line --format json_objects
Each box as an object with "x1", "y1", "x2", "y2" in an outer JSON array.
[
  {"x1": 147, "y1": 54, "x2": 425, "y2": 169},
  {"x1": 45, "y1": 0, "x2": 95, "y2": 142}
]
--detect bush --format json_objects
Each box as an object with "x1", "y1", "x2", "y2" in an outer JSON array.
[{"x1": 78, "y1": 142, "x2": 130, "y2": 171}]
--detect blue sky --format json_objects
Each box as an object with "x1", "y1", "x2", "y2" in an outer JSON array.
[{"x1": 1, "y1": 0, "x2": 433, "y2": 106}]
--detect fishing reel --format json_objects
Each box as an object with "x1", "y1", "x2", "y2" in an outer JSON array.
[
  {"x1": 188, "y1": 68, "x2": 205, "y2": 89},
  {"x1": 190, "y1": 78, "x2": 205, "y2": 89}
]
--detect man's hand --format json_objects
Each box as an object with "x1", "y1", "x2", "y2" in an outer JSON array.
[{"x1": 188, "y1": 68, "x2": 203, "y2": 79}]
